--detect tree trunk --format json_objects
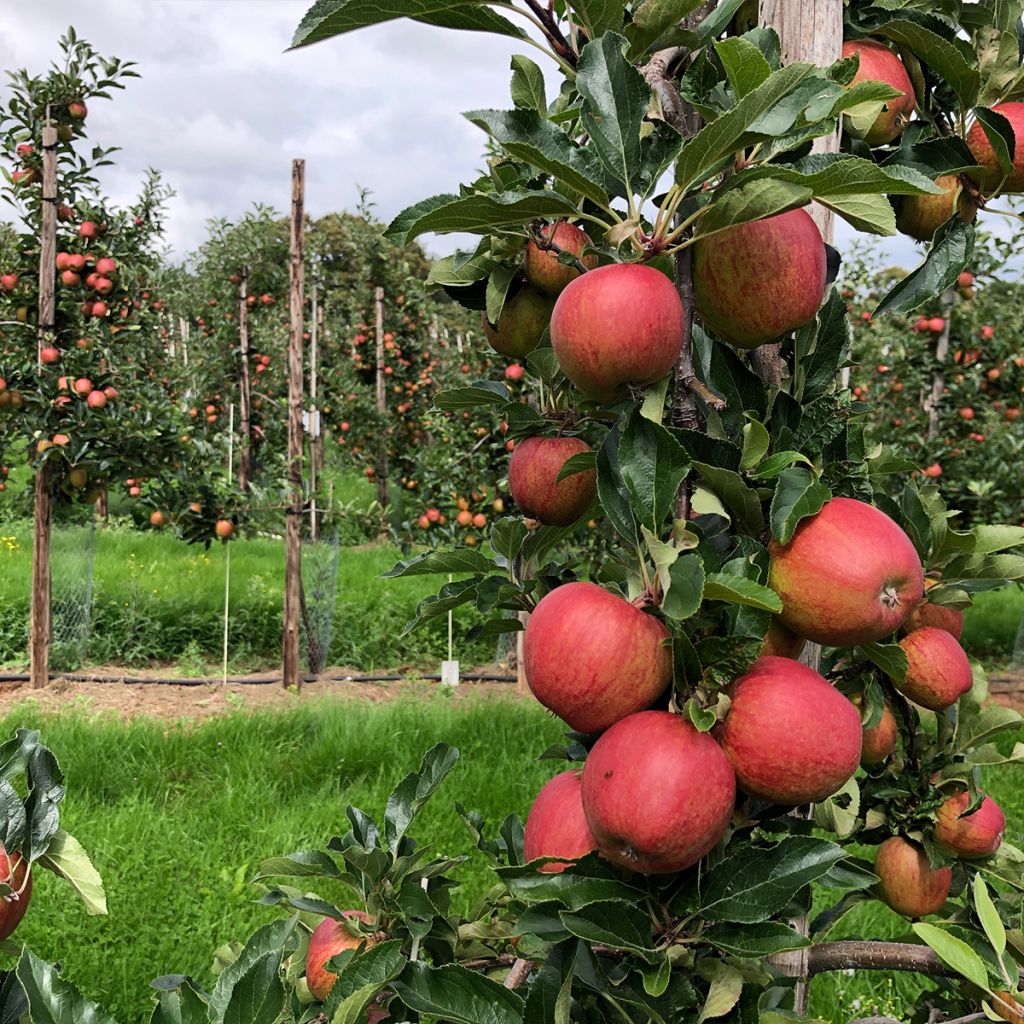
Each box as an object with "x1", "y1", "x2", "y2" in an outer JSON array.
[
  {"x1": 238, "y1": 267, "x2": 252, "y2": 491},
  {"x1": 374, "y1": 285, "x2": 389, "y2": 508}
]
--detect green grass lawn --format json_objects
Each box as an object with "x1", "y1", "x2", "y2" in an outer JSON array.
[{"x1": 3, "y1": 696, "x2": 1021, "y2": 1023}]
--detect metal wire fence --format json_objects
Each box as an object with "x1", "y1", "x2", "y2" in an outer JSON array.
[
  {"x1": 300, "y1": 530, "x2": 340, "y2": 674},
  {"x1": 51, "y1": 522, "x2": 96, "y2": 671}
]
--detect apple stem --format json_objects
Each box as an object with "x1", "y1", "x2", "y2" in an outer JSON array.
[{"x1": 527, "y1": 222, "x2": 592, "y2": 277}]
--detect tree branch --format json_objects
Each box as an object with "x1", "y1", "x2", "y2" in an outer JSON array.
[{"x1": 522, "y1": 0, "x2": 577, "y2": 66}]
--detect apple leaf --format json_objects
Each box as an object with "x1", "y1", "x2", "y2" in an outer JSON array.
[
  {"x1": 576, "y1": 33, "x2": 649, "y2": 193},
  {"x1": 694, "y1": 179, "x2": 812, "y2": 240},
  {"x1": 619, "y1": 411, "x2": 690, "y2": 533},
  {"x1": 560, "y1": 900, "x2": 660, "y2": 961},
  {"x1": 625, "y1": 0, "x2": 703, "y2": 59},
  {"x1": 291, "y1": 0, "x2": 525, "y2": 49},
  {"x1": 37, "y1": 829, "x2": 107, "y2": 916},
  {"x1": 749, "y1": 451, "x2": 812, "y2": 480},
  {"x1": 385, "y1": 190, "x2": 578, "y2": 245},
  {"x1": 715, "y1": 37, "x2": 771, "y2": 97},
  {"x1": 555, "y1": 449, "x2": 598, "y2": 483},
  {"x1": 384, "y1": 743, "x2": 460, "y2": 854},
  {"x1": 426, "y1": 246, "x2": 497, "y2": 287},
  {"x1": 150, "y1": 982, "x2": 208, "y2": 1024},
  {"x1": 391, "y1": 962, "x2": 523, "y2": 1024},
  {"x1": 663, "y1": 554, "x2": 705, "y2": 621},
  {"x1": 323, "y1": 941, "x2": 407, "y2": 1020},
  {"x1": 698, "y1": 837, "x2": 846, "y2": 924},
  {"x1": 510, "y1": 55, "x2": 546, "y2": 112},
  {"x1": 702, "y1": 573, "x2": 783, "y2": 613},
  {"x1": 740, "y1": 416, "x2": 770, "y2": 470},
  {"x1": 253, "y1": 848, "x2": 343, "y2": 882},
  {"x1": 973, "y1": 875, "x2": 1007, "y2": 959},
  {"x1": 208, "y1": 919, "x2": 299, "y2": 1023},
  {"x1": 381, "y1": 549, "x2": 494, "y2": 578},
  {"x1": 464, "y1": 109, "x2": 612, "y2": 209},
  {"x1": 816, "y1": 192, "x2": 897, "y2": 236},
  {"x1": 220, "y1": 951, "x2": 284, "y2": 1024},
  {"x1": 873, "y1": 17, "x2": 979, "y2": 108},
  {"x1": 0, "y1": 972, "x2": 27, "y2": 1024},
  {"x1": 16, "y1": 948, "x2": 118, "y2": 1024},
  {"x1": 858, "y1": 642, "x2": 909, "y2": 684},
  {"x1": 704, "y1": 922, "x2": 810, "y2": 959},
  {"x1": 597, "y1": 426, "x2": 642, "y2": 547},
  {"x1": 970, "y1": 106, "x2": 1015, "y2": 178},
  {"x1": 874, "y1": 218, "x2": 975, "y2": 316},
  {"x1": 911, "y1": 922, "x2": 990, "y2": 991},
  {"x1": 692, "y1": 463, "x2": 765, "y2": 536},
  {"x1": 489, "y1": 517, "x2": 529, "y2": 562},
  {"x1": 769, "y1": 466, "x2": 830, "y2": 545},
  {"x1": 696, "y1": 961, "x2": 743, "y2": 1022},
  {"x1": 433, "y1": 380, "x2": 512, "y2": 411},
  {"x1": 569, "y1": 0, "x2": 626, "y2": 39}
]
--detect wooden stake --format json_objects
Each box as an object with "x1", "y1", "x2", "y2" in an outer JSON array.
[
  {"x1": 309, "y1": 275, "x2": 318, "y2": 541},
  {"x1": 283, "y1": 159, "x2": 305, "y2": 692},
  {"x1": 30, "y1": 123, "x2": 59, "y2": 690},
  {"x1": 757, "y1": 4, "x2": 843, "y2": 1013},
  {"x1": 238, "y1": 266, "x2": 253, "y2": 491},
  {"x1": 374, "y1": 285, "x2": 389, "y2": 508}
]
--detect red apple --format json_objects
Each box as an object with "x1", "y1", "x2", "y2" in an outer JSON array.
[
  {"x1": 94, "y1": 256, "x2": 116, "y2": 276},
  {"x1": 149, "y1": 510, "x2": 167, "y2": 528},
  {"x1": 760, "y1": 617, "x2": 805, "y2": 659},
  {"x1": 73, "y1": 378, "x2": 93, "y2": 396},
  {"x1": 896, "y1": 627, "x2": 972, "y2": 711},
  {"x1": 895, "y1": 175, "x2": 977, "y2": 241},
  {"x1": 79, "y1": 221, "x2": 98, "y2": 239},
  {"x1": 508, "y1": 436, "x2": 596, "y2": 527},
  {"x1": 93, "y1": 277, "x2": 113, "y2": 295},
  {"x1": 91, "y1": 301, "x2": 107, "y2": 318},
  {"x1": 581, "y1": 710, "x2": 735, "y2": 874},
  {"x1": 840, "y1": 39, "x2": 915, "y2": 145},
  {"x1": 86, "y1": 390, "x2": 107, "y2": 409},
  {"x1": 904, "y1": 582, "x2": 963, "y2": 639},
  {"x1": 550, "y1": 263, "x2": 683, "y2": 401},
  {"x1": 718, "y1": 656, "x2": 862, "y2": 805},
  {"x1": 60, "y1": 270, "x2": 81, "y2": 287},
  {"x1": 305, "y1": 910, "x2": 374, "y2": 1002},
  {"x1": 0, "y1": 274, "x2": 18, "y2": 292},
  {"x1": 967, "y1": 102, "x2": 1024, "y2": 192},
  {"x1": 523, "y1": 770, "x2": 596, "y2": 873},
  {"x1": 524, "y1": 222, "x2": 598, "y2": 296},
  {"x1": 215, "y1": 519, "x2": 234, "y2": 540},
  {"x1": 66, "y1": 253, "x2": 85, "y2": 272},
  {"x1": 524, "y1": 581, "x2": 672, "y2": 733},
  {"x1": 40, "y1": 346, "x2": 60, "y2": 364},
  {"x1": 504, "y1": 363, "x2": 525, "y2": 382},
  {"x1": 854, "y1": 696, "x2": 899, "y2": 766},
  {"x1": 67, "y1": 101, "x2": 87, "y2": 120},
  {"x1": 693, "y1": 209, "x2": 826, "y2": 349},
  {"x1": 482, "y1": 285, "x2": 554, "y2": 359},
  {"x1": 769, "y1": 498, "x2": 923, "y2": 647},
  {"x1": 874, "y1": 836, "x2": 951, "y2": 917},
  {"x1": 0, "y1": 847, "x2": 31, "y2": 941},
  {"x1": 934, "y1": 789, "x2": 1005, "y2": 858}
]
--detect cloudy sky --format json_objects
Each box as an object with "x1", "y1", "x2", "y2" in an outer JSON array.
[{"x1": 5, "y1": 0, "x2": 920, "y2": 268}]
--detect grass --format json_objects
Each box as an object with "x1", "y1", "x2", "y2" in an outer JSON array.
[
  {"x1": 3, "y1": 696, "x2": 1022, "y2": 1023},
  {"x1": 0, "y1": 522, "x2": 495, "y2": 671}
]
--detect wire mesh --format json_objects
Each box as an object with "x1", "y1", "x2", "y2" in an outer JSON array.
[
  {"x1": 300, "y1": 530, "x2": 340, "y2": 675},
  {"x1": 51, "y1": 522, "x2": 96, "y2": 671}
]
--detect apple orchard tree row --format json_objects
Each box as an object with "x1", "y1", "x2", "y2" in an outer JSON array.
[{"x1": 5, "y1": 2, "x2": 1024, "y2": 1024}]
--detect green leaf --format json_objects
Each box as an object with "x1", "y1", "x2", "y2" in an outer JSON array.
[
  {"x1": 576, "y1": 33, "x2": 648, "y2": 192},
  {"x1": 209, "y1": 919, "x2": 297, "y2": 1022},
  {"x1": 464, "y1": 109, "x2": 612, "y2": 209},
  {"x1": 626, "y1": 0, "x2": 702, "y2": 58},
  {"x1": 740, "y1": 152, "x2": 942, "y2": 198},
  {"x1": 619, "y1": 411, "x2": 690, "y2": 532},
  {"x1": 37, "y1": 829, "x2": 107, "y2": 915},
  {"x1": 859, "y1": 642, "x2": 909, "y2": 684},
  {"x1": 498, "y1": 858, "x2": 643, "y2": 909},
  {"x1": 703, "y1": 573, "x2": 783, "y2": 613},
  {"x1": 692, "y1": 463, "x2": 764, "y2": 535},
  {"x1": 149, "y1": 981, "x2": 207, "y2": 1024},
  {"x1": 597, "y1": 427, "x2": 641, "y2": 546},
  {"x1": 560, "y1": 900, "x2": 659, "y2": 961},
  {"x1": 384, "y1": 744, "x2": 460, "y2": 854},
  {"x1": 912, "y1": 922, "x2": 990, "y2": 991},
  {"x1": 427, "y1": 246, "x2": 497, "y2": 287},
  {"x1": 385, "y1": 189, "x2": 578, "y2": 245},
  {"x1": 489, "y1": 517, "x2": 529, "y2": 563},
  {"x1": 391, "y1": 962, "x2": 523, "y2": 1024},
  {"x1": 740, "y1": 417, "x2": 770, "y2": 471},
  {"x1": 700, "y1": 837, "x2": 846, "y2": 924},
  {"x1": 510, "y1": 55, "x2": 546, "y2": 112},
  {"x1": 874, "y1": 218, "x2": 975, "y2": 316},
  {"x1": 433, "y1": 379, "x2": 512, "y2": 411},
  {"x1": 817, "y1": 192, "x2": 897, "y2": 235},
  {"x1": 715, "y1": 36, "x2": 771, "y2": 97},
  {"x1": 291, "y1": 0, "x2": 525, "y2": 48},
  {"x1": 663, "y1": 554, "x2": 705, "y2": 621},
  {"x1": 570, "y1": 0, "x2": 625, "y2": 39},
  {"x1": 221, "y1": 951, "x2": 284, "y2": 1024},
  {"x1": 696, "y1": 962, "x2": 743, "y2": 1022},
  {"x1": 696, "y1": 179, "x2": 812, "y2": 239},
  {"x1": 523, "y1": 942, "x2": 575, "y2": 1024},
  {"x1": 253, "y1": 849, "x2": 343, "y2": 881},
  {"x1": 874, "y1": 18, "x2": 979, "y2": 108},
  {"x1": 769, "y1": 467, "x2": 830, "y2": 545},
  {"x1": 973, "y1": 875, "x2": 1006, "y2": 960},
  {"x1": 749, "y1": 451, "x2": 812, "y2": 480},
  {"x1": 324, "y1": 942, "x2": 406, "y2": 1020},
  {"x1": 704, "y1": 922, "x2": 810, "y2": 959},
  {"x1": 676, "y1": 62, "x2": 817, "y2": 189},
  {"x1": 381, "y1": 549, "x2": 493, "y2": 578},
  {"x1": 555, "y1": 450, "x2": 598, "y2": 483},
  {"x1": 800, "y1": 289, "x2": 850, "y2": 401},
  {"x1": 971, "y1": 106, "x2": 1015, "y2": 177},
  {"x1": 16, "y1": 948, "x2": 119, "y2": 1024}
]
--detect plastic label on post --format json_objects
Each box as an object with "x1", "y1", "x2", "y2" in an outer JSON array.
[{"x1": 441, "y1": 660, "x2": 459, "y2": 687}]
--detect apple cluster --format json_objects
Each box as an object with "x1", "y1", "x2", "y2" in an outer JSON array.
[{"x1": 519, "y1": 496, "x2": 1001, "y2": 918}]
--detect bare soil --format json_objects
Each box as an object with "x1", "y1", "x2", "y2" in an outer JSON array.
[{"x1": 0, "y1": 665, "x2": 525, "y2": 721}]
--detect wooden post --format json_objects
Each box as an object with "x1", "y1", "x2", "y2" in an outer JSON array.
[
  {"x1": 283, "y1": 160, "x2": 305, "y2": 691},
  {"x1": 309, "y1": 274, "x2": 318, "y2": 541},
  {"x1": 29, "y1": 123, "x2": 59, "y2": 690},
  {"x1": 756, "y1": 6, "x2": 843, "y2": 1012},
  {"x1": 374, "y1": 285, "x2": 389, "y2": 508},
  {"x1": 316, "y1": 301, "x2": 325, "y2": 473},
  {"x1": 238, "y1": 267, "x2": 253, "y2": 491}
]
